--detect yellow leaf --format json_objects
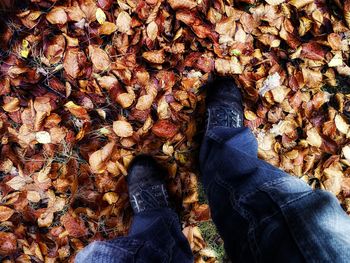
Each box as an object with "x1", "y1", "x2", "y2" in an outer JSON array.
[
  {"x1": 96, "y1": 8, "x2": 106, "y2": 24},
  {"x1": 103, "y1": 192, "x2": 119, "y2": 204}
]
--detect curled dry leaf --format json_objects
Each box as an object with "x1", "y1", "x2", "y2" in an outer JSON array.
[
  {"x1": 117, "y1": 93, "x2": 134, "y2": 108},
  {"x1": 215, "y1": 58, "x2": 242, "y2": 75},
  {"x1": 2, "y1": 98, "x2": 20, "y2": 112},
  {"x1": 142, "y1": 50, "x2": 165, "y2": 64},
  {"x1": 306, "y1": 128, "x2": 322, "y2": 147},
  {"x1": 343, "y1": 145, "x2": 350, "y2": 162},
  {"x1": 89, "y1": 142, "x2": 115, "y2": 173},
  {"x1": 152, "y1": 120, "x2": 179, "y2": 138},
  {"x1": 61, "y1": 213, "x2": 88, "y2": 238},
  {"x1": 88, "y1": 45, "x2": 111, "y2": 72},
  {"x1": 35, "y1": 131, "x2": 51, "y2": 144},
  {"x1": 0, "y1": 232, "x2": 16, "y2": 255},
  {"x1": 0, "y1": 206, "x2": 14, "y2": 222},
  {"x1": 147, "y1": 21, "x2": 158, "y2": 41},
  {"x1": 103, "y1": 192, "x2": 119, "y2": 204},
  {"x1": 27, "y1": 191, "x2": 41, "y2": 203},
  {"x1": 168, "y1": 0, "x2": 197, "y2": 10},
  {"x1": 38, "y1": 211, "x2": 54, "y2": 228},
  {"x1": 64, "y1": 101, "x2": 90, "y2": 120},
  {"x1": 113, "y1": 120, "x2": 133, "y2": 137},
  {"x1": 6, "y1": 176, "x2": 29, "y2": 191},
  {"x1": 46, "y1": 7, "x2": 67, "y2": 24},
  {"x1": 135, "y1": 94, "x2": 153, "y2": 110},
  {"x1": 265, "y1": 0, "x2": 285, "y2": 5},
  {"x1": 335, "y1": 114, "x2": 349, "y2": 134},
  {"x1": 323, "y1": 167, "x2": 343, "y2": 195}
]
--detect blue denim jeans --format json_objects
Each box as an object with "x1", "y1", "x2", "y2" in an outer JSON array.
[{"x1": 76, "y1": 127, "x2": 350, "y2": 262}]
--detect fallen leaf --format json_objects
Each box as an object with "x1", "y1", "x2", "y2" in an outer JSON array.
[
  {"x1": 142, "y1": 50, "x2": 165, "y2": 64},
  {"x1": 135, "y1": 94, "x2": 153, "y2": 110},
  {"x1": 0, "y1": 232, "x2": 16, "y2": 255},
  {"x1": 35, "y1": 131, "x2": 51, "y2": 144},
  {"x1": 6, "y1": 176, "x2": 29, "y2": 191},
  {"x1": 147, "y1": 21, "x2": 158, "y2": 41},
  {"x1": 46, "y1": 7, "x2": 67, "y2": 24},
  {"x1": 99, "y1": 21, "x2": 117, "y2": 35},
  {"x1": 152, "y1": 120, "x2": 178, "y2": 138},
  {"x1": 116, "y1": 11, "x2": 131, "y2": 33},
  {"x1": 306, "y1": 128, "x2": 322, "y2": 147},
  {"x1": 61, "y1": 213, "x2": 88, "y2": 238},
  {"x1": 88, "y1": 45, "x2": 111, "y2": 71},
  {"x1": 96, "y1": 8, "x2": 106, "y2": 24},
  {"x1": 113, "y1": 120, "x2": 133, "y2": 137},
  {"x1": 103, "y1": 192, "x2": 119, "y2": 204},
  {"x1": 89, "y1": 142, "x2": 115, "y2": 173},
  {"x1": 2, "y1": 98, "x2": 20, "y2": 112},
  {"x1": 215, "y1": 58, "x2": 242, "y2": 75},
  {"x1": 168, "y1": 0, "x2": 197, "y2": 10},
  {"x1": 335, "y1": 114, "x2": 349, "y2": 134},
  {"x1": 0, "y1": 206, "x2": 14, "y2": 222}
]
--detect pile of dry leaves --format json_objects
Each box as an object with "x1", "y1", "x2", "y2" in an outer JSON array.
[{"x1": 0, "y1": 0, "x2": 350, "y2": 261}]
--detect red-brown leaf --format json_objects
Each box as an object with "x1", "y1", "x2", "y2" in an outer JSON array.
[{"x1": 152, "y1": 120, "x2": 179, "y2": 138}]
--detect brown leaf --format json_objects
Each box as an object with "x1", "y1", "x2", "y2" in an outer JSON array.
[
  {"x1": 135, "y1": 94, "x2": 153, "y2": 110},
  {"x1": 215, "y1": 58, "x2": 242, "y2": 75},
  {"x1": 89, "y1": 142, "x2": 115, "y2": 173},
  {"x1": 61, "y1": 213, "x2": 88, "y2": 238},
  {"x1": 64, "y1": 101, "x2": 90, "y2": 121},
  {"x1": 152, "y1": 120, "x2": 179, "y2": 138},
  {"x1": 142, "y1": 50, "x2": 165, "y2": 64},
  {"x1": 301, "y1": 42, "x2": 327, "y2": 61},
  {"x1": 168, "y1": 0, "x2": 197, "y2": 10},
  {"x1": 46, "y1": 7, "x2": 67, "y2": 24},
  {"x1": 0, "y1": 232, "x2": 16, "y2": 255},
  {"x1": 0, "y1": 206, "x2": 14, "y2": 222},
  {"x1": 2, "y1": 98, "x2": 20, "y2": 112},
  {"x1": 63, "y1": 48, "x2": 84, "y2": 78},
  {"x1": 116, "y1": 11, "x2": 131, "y2": 33},
  {"x1": 113, "y1": 120, "x2": 133, "y2": 137},
  {"x1": 98, "y1": 0, "x2": 113, "y2": 10},
  {"x1": 88, "y1": 45, "x2": 111, "y2": 71}
]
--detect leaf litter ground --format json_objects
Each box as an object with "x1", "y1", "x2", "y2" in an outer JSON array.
[{"x1": 1, "y1": 0, "x2": 350, "y2": 262}]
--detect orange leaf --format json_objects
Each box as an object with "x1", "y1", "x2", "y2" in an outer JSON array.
[
  {"x1": 88, "y1": 45, "x2": 111, "y2": 71},
  {"x1": 0, "y1": 232, "x2": 16, "y2": 255},
  {"x1": 152, "y1": 120, "x2": 179, "y2": 138},
  {"x1": 46, "y1": 7, "x2": 67, "y2": 24},
  {"x1": 89, "y1": 142, "x2": 115, "y2": 173},
  {"x1": 0, "y1": 206, "x2": 14, "y2": 222}
]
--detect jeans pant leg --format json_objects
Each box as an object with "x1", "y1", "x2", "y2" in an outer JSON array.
[
  {"x1": 75, "y1": 208, "x2": 193, "y2": 263},
  {"x1": 200, "y1": 127, "x2": 350, "y2": 262}
]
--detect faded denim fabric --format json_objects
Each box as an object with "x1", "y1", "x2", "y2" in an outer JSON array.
[
  {"x1": 75, "y1": 208, "x2": 193, "y2": 263},
  {"x1": 200, "y1": 127, "x2": 350, "y2": 262},
  {"x1": 77, "y1": 126, "x2": 350, "y2": 263}
]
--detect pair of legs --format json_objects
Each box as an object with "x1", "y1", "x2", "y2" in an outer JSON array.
[{"x1": 77, "y1": 79, "x2": 350, "y2": 262}]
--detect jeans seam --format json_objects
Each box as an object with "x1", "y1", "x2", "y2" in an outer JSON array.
[{"x1": 214, "y1": 174, "x2": 262, "y2": 261}]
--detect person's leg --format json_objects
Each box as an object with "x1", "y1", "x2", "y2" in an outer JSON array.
[
  {"x1": 76, "y1": 156, "x2": 193, "y2": 263},
  {"x1": 200, "y1": 78, "x2": 350, "y2": 262}
]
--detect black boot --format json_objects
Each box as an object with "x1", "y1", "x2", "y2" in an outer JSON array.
[
  {"x1": 205, "y1": 77, "x2": 244, "y2": 133},
  {"x1": 127, "y1": 155, "x2": 169, "y2": 214}
]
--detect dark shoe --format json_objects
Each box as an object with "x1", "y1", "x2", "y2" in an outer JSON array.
[
  {"x1": 127, "y1": 155, "x2": 169, "y2": 214},
  {"x1": 205, "y1": 77, "x2": 243, "y2": 133}
]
